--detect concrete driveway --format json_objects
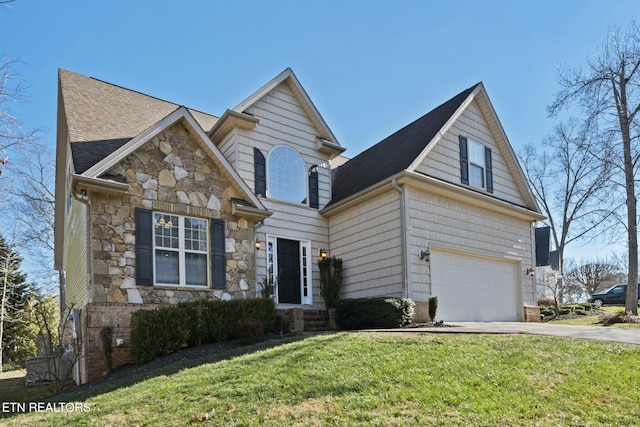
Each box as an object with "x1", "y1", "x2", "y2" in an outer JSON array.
[{"x1": 389, "y1": 322, "x2": 640, "y2": 345}]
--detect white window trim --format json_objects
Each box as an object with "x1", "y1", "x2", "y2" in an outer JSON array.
[
  {"x1": 152, "y1": 213, "x2": 210, "y2": 288},
  {"x1": 267, "y1": 235, "x2": 313, "y2": 305}
]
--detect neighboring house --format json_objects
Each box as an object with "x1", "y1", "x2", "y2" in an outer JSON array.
[{"x1": 55, "y1": 68, "x2": 544, "y2": 383}]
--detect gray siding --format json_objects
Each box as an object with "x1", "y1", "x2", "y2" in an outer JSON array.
[
  {"x1": 406, "y1": 186, "x2": 535, "y2": 305},
  {"x1": 416, "y1": 99, "x2": 526, "y2": 206},
  {"x1": 328, "y1": 190, "x2": 404, "y2": 299}
]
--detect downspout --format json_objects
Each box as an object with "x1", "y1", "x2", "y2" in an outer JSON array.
[
  {"x1": 530, "y1": 221, "x2": 538, "y2": 303},
  {"x1": 391, "y1": 179, "x2": 409, "y2": 299}
]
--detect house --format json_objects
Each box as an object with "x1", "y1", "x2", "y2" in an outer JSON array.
[{"x1": 54, "y1": 68, "x2": 544, "y2": 383}]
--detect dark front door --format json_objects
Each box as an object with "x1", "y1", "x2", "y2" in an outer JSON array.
[{"x1": 277, "y1": 238, "x2": 301, "y2": 304}]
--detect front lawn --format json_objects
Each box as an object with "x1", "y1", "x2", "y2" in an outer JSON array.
[
  {"x1": 3, "y1": 332, "x2": 640, "y2": 426},
  {"x1": 0, "y1": 369, "x2": 52, "y2": 405}
]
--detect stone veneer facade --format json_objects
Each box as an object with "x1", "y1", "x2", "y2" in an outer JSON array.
[{"x1": 83, "y1": 121, "x2": 258, "y2": 379}]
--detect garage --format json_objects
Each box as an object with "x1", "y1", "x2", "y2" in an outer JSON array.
[{"x1": 430, "y1": 249, "x2": 521, "y2": 321}]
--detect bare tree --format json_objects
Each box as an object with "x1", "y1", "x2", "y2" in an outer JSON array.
[
  {"x1": 564, "y1": 258, "x2": 625, "y2": 300},
  {"x1": 0, "y1": 145, "x2": 56, "y2": 293},
  {"x1": 30, "y1": 299, "x2": 81, "y2": 393},
  {"x1": 0, "y1": 55, "x2": 36, "y2": 176},
  {"x1": 7, "y1": 147, "x2": 55, "y2": 252},
  {"x1": 548, "y1": 22, "x2": 640, "y2": 314},
  {"x1": 519, "y1": 118, "x2": 614, "y2": 276}
]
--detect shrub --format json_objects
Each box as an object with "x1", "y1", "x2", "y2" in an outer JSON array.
[
  {"x1": 557, "y1": 307, "x2": 572, "y2": 315},
  {"x1": 259, "y1": 276, "x2": 274, "y2": 299},
  {"x1": 579, "y1": 302, "x2": 597, "y2": 311},
  {"x1": 235, "y1": 318, "x2": 264, "y2": 340},
  {"x1": 573, "y1": 308, "x2": 587, "y2": 316},
  {"x1": 599, "y1": 309, "x2": 640, "y2": 325},
  {"x1": 100, "y1": 326, "x2": 113, "y2": 371},
  {"x1": 319, "y1": 256, "x2": 343, "y2": 310},
  {"x1": 539, "y1": 306, "x2": 555, "y2": 317},
  {"x1": 130, "y1": 298, "x2": 276, "y2": 364},
  {"x1": 428, "y1": 296, "x2": 438, "y2": 322},
  {"x1": 537, "y1": 297, "x2": 556, "y2": 307},
  {"x1": 336, "y1": 297, "x2": 415, "y2": 330}
]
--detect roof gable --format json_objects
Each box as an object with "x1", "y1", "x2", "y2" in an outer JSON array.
[
  {"x1": 80, "y1": 107, "x2": 267, "y2": 212},
  {"x1": 59, "y1": 69, "x2": 218, "y2": 173},
  {"x1": 233, "y1": 68, "x2": 341, "y2": 146},
  {"x1": 329, "y1": 84, "x2": 478, "y2": 205}
]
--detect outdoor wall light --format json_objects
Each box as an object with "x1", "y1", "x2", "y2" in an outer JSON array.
[
  {"x1": 526, "y1": 267, "x2": 535, "y2": 276},
  {"x1": 255, "y1": 241, "x2": 261, "y2": 250},
  {"x1": 76, "y1": 189, "x2": 89, "y2": 200},
  {"x1": 419, "y1": 249, "x2": 430, "y2": 262},
  {"x1": 319, "y1": 248, "x2": 328, "y2": 259}
]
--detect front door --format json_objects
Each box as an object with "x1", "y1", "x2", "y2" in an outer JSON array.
[{"x1": 277, "y1": 238, "x2": 301, "y2": 304}]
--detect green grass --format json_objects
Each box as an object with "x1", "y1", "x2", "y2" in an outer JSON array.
[
  {"x1": 0, "y1": 369, "x2": 52, "y2": 405},
  {"x1": 3, "y1": 332, "x2": 640, "y2": 426}
]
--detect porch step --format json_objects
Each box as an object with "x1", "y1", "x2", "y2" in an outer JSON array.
[{"x1": 276, "y1": 309, "x2": 333, "y2": 333}]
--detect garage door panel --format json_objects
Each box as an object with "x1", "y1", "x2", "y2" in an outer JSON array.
[{"x1": 431, "y1": 250, "x2": 519, "y2": 322}]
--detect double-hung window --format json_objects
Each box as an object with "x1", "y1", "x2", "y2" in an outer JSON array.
[
  {"x1": 154, "y1": 213, "x2": 208, "y2": 286},
  {"x1": 459, "y1": 135, "x2": 493, "y2": 193},
  {"x1": 468, "y1": 140, "x2": 486, "y2": 188},
  {"x1": 135, "y1": 208, "x2": 226, "y2": 289}
]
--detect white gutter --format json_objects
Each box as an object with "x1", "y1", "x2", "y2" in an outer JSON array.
[{"x1": 391, "y1": 179, "x2": 410, "y2": 299}]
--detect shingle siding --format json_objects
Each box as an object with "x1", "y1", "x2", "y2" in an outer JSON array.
[{"x1": 416, "y1": 99, "x2": 526, "y2": 205}]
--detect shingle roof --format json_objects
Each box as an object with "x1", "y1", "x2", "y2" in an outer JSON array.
[
  {"x1": 59, "y1": 69, "x2": 219, "y2": 173},
  {"x1": 329, "y1": 84, "x2": 479, "y2": 205}
]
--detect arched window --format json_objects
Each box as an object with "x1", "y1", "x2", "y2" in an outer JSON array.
[{"x1": 268, "y1": 146, "x2": 307, "y2": 204}]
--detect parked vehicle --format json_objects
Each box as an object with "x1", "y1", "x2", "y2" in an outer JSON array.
[{"x1": 588, "y1": 284, "x2": 640, "y2": 306}]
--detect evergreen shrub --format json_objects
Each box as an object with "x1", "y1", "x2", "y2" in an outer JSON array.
[
  {"x1": 130, "y1": 298, "x2": 275, "y2": 364},
  {"x1": 336, "y1": 297, "x2": 415, "y2": 330}
]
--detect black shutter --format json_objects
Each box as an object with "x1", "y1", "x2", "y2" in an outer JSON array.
[
  {"x1": 459, "y1": 135, "x2": 469, "y2": 185},
  {"x1": 254, "y1": 148, "x2": 266, "y2": 197},
  {"x1": 135, "y1": 207, "x2": 154, "y2": 286},
  {"x1": 211, "y1": 219, "x2": 226, "y2": 289},
  {"x1": 485, "y1": 146, "x2": 493, "y2": 193},
  {"x1": 535, "y1": 226, "x2": 551, "y2": 267},
  {"x1": 309, "y1": 169, "x2": 319, "y2": 208}
]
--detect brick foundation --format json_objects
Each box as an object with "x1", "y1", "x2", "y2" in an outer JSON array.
[
  {"x1": 85, "y1": 302, "x2": 158, "y2": 381},
  {"x1": 413, "y1": 301, "x2": 431, "y2": 323},
  {"x1": 524, "y1": 306, "x2": 541, "y2": 323}
]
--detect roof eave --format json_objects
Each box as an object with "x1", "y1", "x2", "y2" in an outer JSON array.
[
  {"x1": 316, "y1": 137, "x2": 346, "y2": 158},
  {"x1": 72, "y1": 174, "x2": 130, "y2": 195},
  {"x1": 232, "y1": 201, "x2": 273, "y2": 220},
  {"x1": 207, "y1": 109, "x2": 259, "y2": 144},
  {"x1": 322, "y1": 170, "x2": 545, "y2": 222}
]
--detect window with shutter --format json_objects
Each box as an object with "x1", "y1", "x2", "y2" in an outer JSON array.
[
  {"x1": 137, "y1": 209, "x2": 214, "y2": 287},
  {"x1": 267, "y1": 146, "x2": 307, "y2": 204},
  {"x1": 460, "y1": 135, "x2": 493, "y2": 193}
]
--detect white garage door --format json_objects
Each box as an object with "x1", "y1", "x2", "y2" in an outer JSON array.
[{"x1": 430, "y1": 249, "x2": 520, "y2": 322}]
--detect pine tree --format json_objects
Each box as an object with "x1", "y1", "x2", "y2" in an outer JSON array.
[{"x1": 0, "y1": 234, "x2": 30, "y2": 372}]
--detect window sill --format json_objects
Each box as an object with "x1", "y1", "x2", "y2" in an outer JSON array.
[
  {"x1": 259, "y1": 196, "x2": 316, "y2": 210},
  {"x1": 152, "y1": 284, "x2": 212, "y2": 291}
]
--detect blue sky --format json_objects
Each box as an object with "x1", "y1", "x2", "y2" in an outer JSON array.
[{"x1": 2, "y1": 0, "x2": 639, "y2": 269}]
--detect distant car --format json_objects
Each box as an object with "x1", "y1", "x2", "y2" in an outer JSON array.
[{"x1": 588, "y1": 284, "x2": 640, "y2": 306}]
